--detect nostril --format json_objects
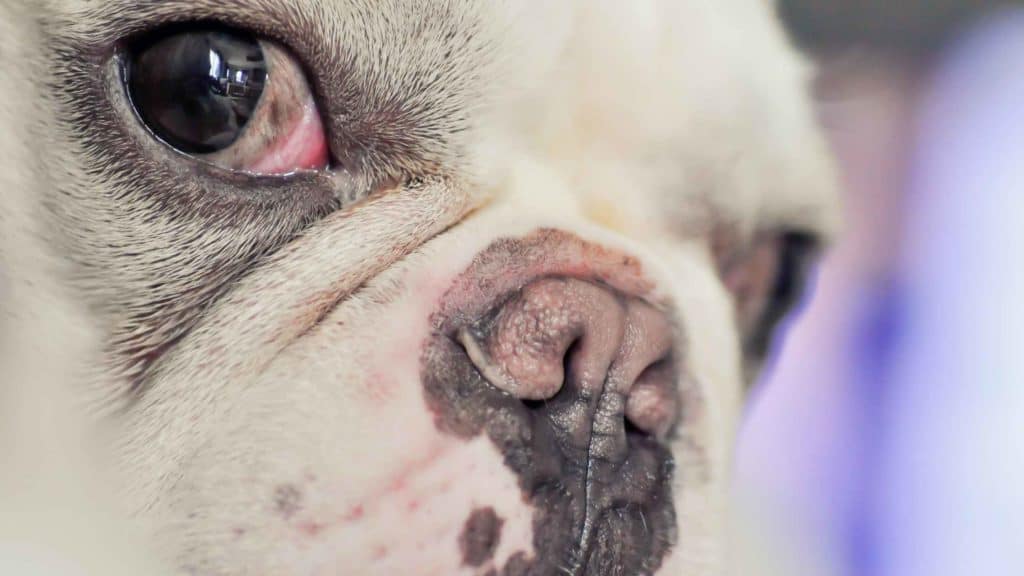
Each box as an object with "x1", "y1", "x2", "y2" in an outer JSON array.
[
  {"x1": 610, "y1": 301, "x2": 680, "y2": 439},
  {"x1": 560, "y1": 336, "x2": 582, "y2": 390},
  {"x1": 624, "y1": 360, "x2": 679, "y2": 439},
  {"x1": 455, "y1": 320, "x2": 573, "y2": 401}
]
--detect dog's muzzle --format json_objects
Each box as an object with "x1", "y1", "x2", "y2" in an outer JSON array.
[{"x1": 420, "y1": 231, "x2": 681, "y2": 575}]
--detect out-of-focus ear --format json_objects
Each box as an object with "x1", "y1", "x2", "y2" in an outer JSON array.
[{"x1": 711, "y1": 226, "x2": 821, "y2": 375}]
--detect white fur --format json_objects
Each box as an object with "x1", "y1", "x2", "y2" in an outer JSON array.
[{"x1": 1, "y1": 1, "x2": 839, "y2": 574}]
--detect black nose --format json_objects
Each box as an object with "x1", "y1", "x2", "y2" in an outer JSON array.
[{"x1": 422, "y1": 275, "x2": 680, "y2": 575}]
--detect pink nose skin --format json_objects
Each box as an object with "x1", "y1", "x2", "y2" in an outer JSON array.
[{"x1": 457, "y1": 277, "x2": 680, "y2": 440}]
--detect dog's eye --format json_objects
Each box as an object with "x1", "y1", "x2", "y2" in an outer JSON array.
[
  {"x1": 715, "y1": 229, "x2": 820, "y2": 363},
  {"x1": 126, "y1": 27, "x2": 327, "y2": 175},
  {"x1": 745, "y1": 232, "x2": 818, "y2": 358}
]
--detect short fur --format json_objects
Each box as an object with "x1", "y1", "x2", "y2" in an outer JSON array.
[{"x1": 0, "y1": 1, "x2": 839, "y2": 574}]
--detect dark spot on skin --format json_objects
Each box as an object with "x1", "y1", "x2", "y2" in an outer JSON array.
[
  {"x1": 494, "y1": 552, "x2": 532, "y2": 576},
  {"x1": 460, "y1": 507, "x2": 504, "y2": 567},
  {"x1": 273, "y1": 484, "x2": 303, "y2": 520},
  {"x1": 420, "y1": 232, "x2": 679, "y2": 575}
]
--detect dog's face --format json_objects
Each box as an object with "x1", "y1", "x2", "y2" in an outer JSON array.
[{"x1": 2, "y1": 1, "x2": 839, "y2": 574}]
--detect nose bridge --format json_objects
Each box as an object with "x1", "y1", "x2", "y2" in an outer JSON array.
[
  {"x1": 496, "y1": 147, "x2": 665, "y2": 246},
  {"x1": 494, "y1": 153, "x2": 588, "y2": 222}
]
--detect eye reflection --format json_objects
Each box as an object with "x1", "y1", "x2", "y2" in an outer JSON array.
[{"x1": 128, "y1": 29, "x2": 268, "y2": 154}]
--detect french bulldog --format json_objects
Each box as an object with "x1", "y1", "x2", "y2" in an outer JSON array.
[{"x1": 0, "y1": 0, "x2": 840, "y2": 574}]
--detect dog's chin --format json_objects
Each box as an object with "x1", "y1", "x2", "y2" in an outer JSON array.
[{"x1": 153, "y1": 223, "x2": 697, "y2": 576}]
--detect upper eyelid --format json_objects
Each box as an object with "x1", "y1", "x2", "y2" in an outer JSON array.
[{"x1": 64, "y1": 2, "x2": 319, "y2": 71}]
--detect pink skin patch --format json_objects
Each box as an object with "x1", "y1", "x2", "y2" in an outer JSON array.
[
  {"x1": 290, "y1": 437, "x2": 535, "y2": 576},
  {"x1": 247, "y1": 98, "x2": 329, "y2": 175}
]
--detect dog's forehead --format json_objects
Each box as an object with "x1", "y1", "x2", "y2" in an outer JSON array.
[
  {"x1": 489, "y1": 1, "x2": 841, "y2": 243},
  {"x1": 46, "y1": 0, "x2": 838, "y2": 240}
]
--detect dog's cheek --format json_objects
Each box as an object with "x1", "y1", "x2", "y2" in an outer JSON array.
[
  {"x1": 160, "y1": 236, "x2": 538, "y2": 575},
  {"x1": 147, "y1": 211, "x2": 702, "y2": 575}
]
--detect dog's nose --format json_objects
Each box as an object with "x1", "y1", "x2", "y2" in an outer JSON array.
[
  {"x1": 457, "y1": 278, "x2": 680, "y2": 443},
  {"x1": 423, "y1": 238, "x2": 681, "y2": 573}
]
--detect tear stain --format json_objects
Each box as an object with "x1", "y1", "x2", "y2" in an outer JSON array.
[{"x1": 460, "y1": 507, "x2": 505, "y2": 567}]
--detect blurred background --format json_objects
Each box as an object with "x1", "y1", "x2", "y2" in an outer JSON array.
[{"x1": 735, "y1": 1, "x2": 1024, "y2": 575}]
